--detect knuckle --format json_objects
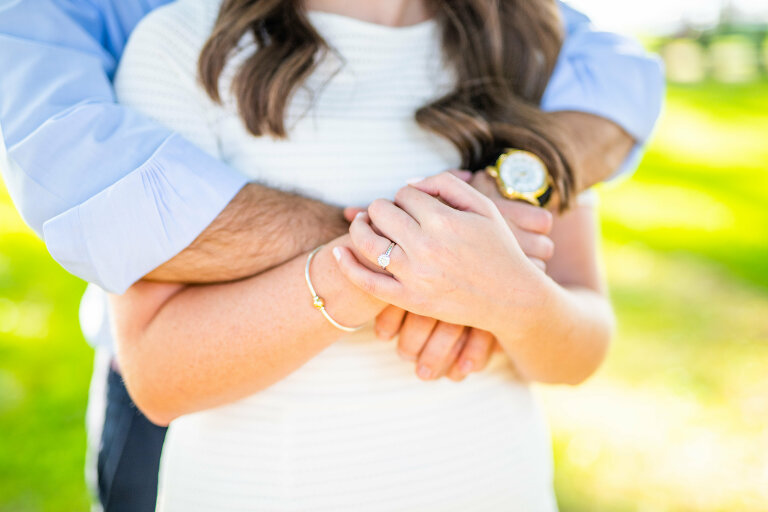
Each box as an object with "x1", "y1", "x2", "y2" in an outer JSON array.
[
  {"x1": 480, "y1": 194, "x2": 496, "y2": 211},
  {"x1": 348, "y1": 219, "x2": 364, "y2": 241},
  {"x1": 378, "y1": 312, "x2": 400, "y2": 330},
  {"x1": 530, "y1": 208, "x2": 554, "y2": 234},
  {"x1": 375, "y1": 317, "x2": 397, "y2": 337},
  {"x1": 397, "y1": 341, "x2": 421, "y2": 360},
  {"x1": 515, "y1": 205, "x2": 551, "y2": 234},
  {"x1": 413, "y1": 314, "x2": 434, "y2": 330},
  {"x1": 441, "y1": 322, "x2": 465, "y2": 340},
  {"x1": 463, "y1": 341, "x2": 490, "y2": 361},
  {"x1": 418, "y1": 350, "x2": 440, "y2": 367},
  {"x1": 394, "y1": 186, "x2": 411, "y2": 205},
  {"x1": 427, "y1": 213, "x2": 452, "y2": 232},
  {"x1": 418, "y1": 236, "x2": 442, "y2": 257},
  {"x1": 540, "y1": 237, "x2": 555, "y2": 260},
  {"x1": 526, "y1": 235, "x2": 554, "y2": 260},
  {"x1": 359, "y1": 276, "x2": 378, "y2": 295},
  {"x1": 359, "y1": 236, "x2": 378, "y2": 257},
  {"x1": 367, "y1": 198, "x2": 389, "y2": 219}
]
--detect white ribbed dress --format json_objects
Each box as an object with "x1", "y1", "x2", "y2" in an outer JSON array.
[{"x1": 114, "y1": 1, "x2": 557, "y2": 510}]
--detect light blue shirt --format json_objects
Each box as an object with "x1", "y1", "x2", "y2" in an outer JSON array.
[{"x1": 0, "y1": 0, "x2": 664, "y2": 296}]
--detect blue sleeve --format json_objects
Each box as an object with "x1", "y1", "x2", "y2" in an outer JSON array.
[
  {"x1": 0, "y1": 0, "x2": 248, "y2": 293},
  {"x1": 544, "y1": 2, "x2": 666, "y2": 176}
]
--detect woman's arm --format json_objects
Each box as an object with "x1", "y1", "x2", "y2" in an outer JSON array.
[
  {"x1": 493, "y1": 195, "x2": 613, "y2": 385},
  {"x1": 334, "y1": 172, "x2": 614, "y2": 385},
  {"x1": 109, "y1": 237, "x2": 385, "y2": 426}
]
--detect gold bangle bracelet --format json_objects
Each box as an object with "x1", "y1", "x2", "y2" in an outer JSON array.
[{"x1": 305, "y1": 246, "x2": 365, "y2": 333}]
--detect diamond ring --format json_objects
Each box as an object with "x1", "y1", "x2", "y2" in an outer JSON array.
[{"x1": 377, "y1": 242, "x2": 396, "y2": 270}]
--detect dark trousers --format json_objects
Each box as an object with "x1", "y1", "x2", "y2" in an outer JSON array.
[{"x1": 97, "y1": 367, "x2": 167, "y2": 512}]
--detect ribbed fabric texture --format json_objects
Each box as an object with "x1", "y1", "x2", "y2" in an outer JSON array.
[{"x1": 115, "y1": 1, "x2": 557, "y2": 510}]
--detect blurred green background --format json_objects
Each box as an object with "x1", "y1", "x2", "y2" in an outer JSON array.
[{"x1": 2, "y1": 35, "x2": 768, "y2": 512}]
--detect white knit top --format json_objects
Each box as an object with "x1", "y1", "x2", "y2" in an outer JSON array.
[{"x1": 115, "y1": 1, "x2": 556, "y2": 510}]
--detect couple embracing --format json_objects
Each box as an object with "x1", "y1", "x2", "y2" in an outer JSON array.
[{"x1": 0, "y1": 0, "x2": 664, "y2": 510}]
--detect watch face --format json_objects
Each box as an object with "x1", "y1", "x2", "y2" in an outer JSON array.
[{"x1": 499, "y1": 152, "x2": 547, "y2": 194}]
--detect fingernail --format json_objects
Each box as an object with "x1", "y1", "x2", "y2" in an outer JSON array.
[
  {"x1": 406, "y1": 177, "x2": 426, "y2": 185},
  {"x1": 398, "y1": 349, "x2": 416, "y2": 362},
  {"x1": 459, "y1": 360, "x2": 473, "y2": 374},
  {"x1": 417, "y1": 365, "x2": 432, "y2": 380},
  {"x1": 354, "y1": 211, "x2": 365, "y2": 220},
  {"x1": 332, "y1": 247, "x2": 342, "y2": 262}
]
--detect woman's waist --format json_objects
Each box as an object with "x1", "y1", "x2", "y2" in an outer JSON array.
[{"x1": 184, "y1": 330, "x2": 528, "y2": 420}]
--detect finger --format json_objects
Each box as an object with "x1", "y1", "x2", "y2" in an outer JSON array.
[
  {"x1": 440, "y1": 328, "x2": 469, "y2": 379},
  {"x1": 348, "y1": 213, "x2": 408, "y2": 273},
  {"x1": 446, "y1": 169, "x2": 473, "y2": 182},
  {"x1": 408, "y1": 171, "x2": 496, "y2": 216},
  {"x1": 367, "y1": 198, "x2": 421, "y2": 246},
  {"x1": 515, "y1": 232, "x2": 555, "y2": 262},
  {"x1": 392, "y1": 185, "x2": 454, "y2": 226},
  {"x1": 332, "y1": 246, "x2": 402, "y2": 302},
  {"x1": 469, "y1": 169, "x2": 500, "y2": 197},
  {"x1": 407, "y1": 170, "x2": 472, "y2": 187},
  {"x1": 415, "y1": 322, "x2": 467, "y2": 381},
  {"x1": 375, "y1": 305, "x2": 407, "y2": 341},
  {"x1": 343, "y1": 207, "x2": 365, "y2": 223},
  {"x1": 448, "y1": 328, "x2": 495, "y2": 379},
  {"x1": 446, "y1": 331, "x2": 471, "y2": 382},
  {"x1": 396, "y1": 313, "x2": 438, "y2": 362},
  {"x1": 497, "y1": 200, "x2": 553, "y2": 235}
]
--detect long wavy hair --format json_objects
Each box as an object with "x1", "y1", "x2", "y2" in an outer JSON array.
[{"x1": 199, "y1": 0, "x2": 576, "y2": 207}]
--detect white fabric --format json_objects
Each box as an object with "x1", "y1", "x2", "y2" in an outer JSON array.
[{"x1": 114, "y1": 1, "x2": 557, "y2": 510}]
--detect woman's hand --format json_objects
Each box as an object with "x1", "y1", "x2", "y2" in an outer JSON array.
[
  {"x1": 333, "y1": 171, "x2": 552, "y2": 335},
  {"x1": 344, "y1": 175, "x2": 554, "y2": 270},
  {"x1": 343, "y1": 170, "x2": 555, "y2": 382}
]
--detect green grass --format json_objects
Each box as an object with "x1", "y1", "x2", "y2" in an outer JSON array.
[
  {"x1": 1, "y1": 80, "x2": 767, "y2": 511},
  {"x1": 547, "y1": 80, "x2": 768, "y2": 512}
]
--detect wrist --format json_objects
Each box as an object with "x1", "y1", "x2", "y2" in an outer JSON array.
[
  {"x1": 308, "y1": 238, "x2": 387, "y2": 327},
  {"x1": 487, "y1": 264, "x2": 559, "y2": 343}
]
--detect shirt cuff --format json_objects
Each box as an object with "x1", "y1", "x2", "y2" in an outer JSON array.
[{"x1": 42, "y1": 134, "x2": 248, "y2": 293}]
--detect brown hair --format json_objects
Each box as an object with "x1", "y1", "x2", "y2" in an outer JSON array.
[{"x1": 199, "y1": 0, "x2": 576, "y2": 207}]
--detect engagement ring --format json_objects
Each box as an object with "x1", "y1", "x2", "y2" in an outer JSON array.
[{"x1": 378, "y1": 242, "x2": 396, "y2": 270}]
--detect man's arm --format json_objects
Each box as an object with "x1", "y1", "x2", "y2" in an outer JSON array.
[
  {"x1": 143, "y1": 184, "x2": 349, "y2": 283},
  {"x1": 544, "y1": 1, "x2": 666, "y2": 187},
  {"x1": 550, "y1": 111, "x2": 635, "y2": 194}
]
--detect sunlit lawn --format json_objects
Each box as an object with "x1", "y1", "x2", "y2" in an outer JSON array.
[
  {"x1": 547, "y1": 80, "x2": 768, "y2": 512},
  {"x1": 1, "y1": 80, "x2": 767, "y2": 511}
]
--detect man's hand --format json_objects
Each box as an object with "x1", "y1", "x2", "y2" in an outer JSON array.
[
  {"x1": 374, "y1": 306, "x2": 496, "y2": 382},
  {"x1": 468, "y1": 171, "x2": 555, "y2": 271}
]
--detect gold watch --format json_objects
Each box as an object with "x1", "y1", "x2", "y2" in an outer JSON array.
[{"x1": 486, "y1": 149, "x2": 553, "y2": 207}]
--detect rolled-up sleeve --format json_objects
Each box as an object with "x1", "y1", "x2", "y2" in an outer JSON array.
[
  {"x1": 544, "y1": 2, "x2": 666, "y2": 175},
  {"x1": 0, "y1": 0, "x2": 247, "y2": 293},
  {"x1": 39, "y1": 132, "x2": 246, "y2": 292}
]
